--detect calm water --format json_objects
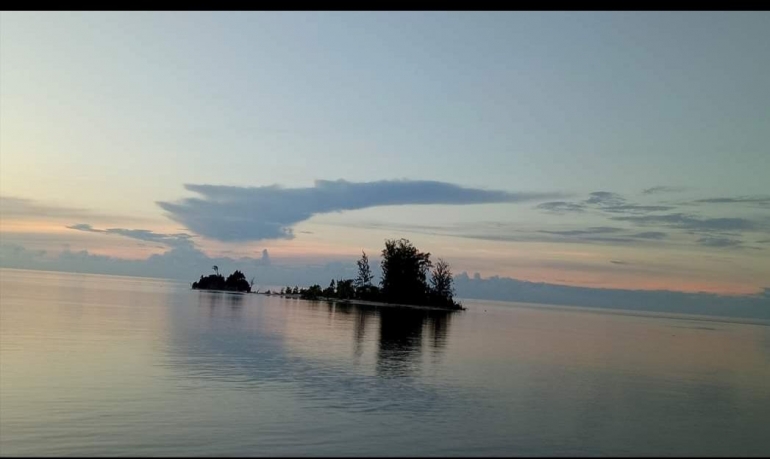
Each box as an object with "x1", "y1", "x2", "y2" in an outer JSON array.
[{"x1": 1, "y1": 268, "x2": 769, "y2": 457}]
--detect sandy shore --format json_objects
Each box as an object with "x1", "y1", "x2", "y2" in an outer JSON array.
[{"x1": 257, "y1": 292, "x2": 465, "y2": 311}]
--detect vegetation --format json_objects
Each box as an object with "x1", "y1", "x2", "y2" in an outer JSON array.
[
  {"x1": 284, "y1": 239, "x2": 462, "y2": 310},
  {"x1": 191, "y1": 268, "x2": 252, "y2": 293}
]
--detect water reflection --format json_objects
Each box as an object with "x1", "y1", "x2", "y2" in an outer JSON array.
[
  {"x1": 197, "y1": 291, "x2": 245, "y2": 320},
  {"x1": 376, "y1": 307, "x2": 453, "y2": 378}
]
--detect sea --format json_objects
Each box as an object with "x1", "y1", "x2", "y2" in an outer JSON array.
[{"x1": 1, "y1": 268, "x2": 769, "y2": 456}]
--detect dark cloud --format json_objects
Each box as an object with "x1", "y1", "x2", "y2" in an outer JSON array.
[
  {"x1": 67, "y1": 224, "x2": 194, "y2": 249},
  {"x1": 536, "y1": 201, "x2": 587, "y2": 213},
  {"x1": 642, "y1": 186, "x2": 687, "y2": 195},
  {"x1": 157, "y1": 180, "x2": 562, "y2": 242},
  {"x1": 696, "y1": 237, "x2": 743, "y2": 248},
  {"x1": 610, "y1": 260, "x2": 629, "y2": 265}
]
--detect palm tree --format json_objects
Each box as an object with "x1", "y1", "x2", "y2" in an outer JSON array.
[{"x1": 212, "y1": 265, "x2": 219, "y2": 276}]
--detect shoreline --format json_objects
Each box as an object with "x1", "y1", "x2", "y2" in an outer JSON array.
[{"x1": 257, "y1": 292, "x2": 465, "y2": 312}]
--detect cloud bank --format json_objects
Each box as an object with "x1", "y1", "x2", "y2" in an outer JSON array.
[{"x1": 157, "y1": 180, "x2": 562, "y2": 242}]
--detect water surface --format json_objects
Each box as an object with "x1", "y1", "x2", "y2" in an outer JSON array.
[{"x1": 1, "y1": 268, "x2": 769, "y2": 456}]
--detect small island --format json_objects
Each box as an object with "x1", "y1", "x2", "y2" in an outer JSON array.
[
  {"x1": 272, "y1": 239, "x2": 464, "y2": 311},
  {"x1": 191, "y1": 266, "x2": 253, "y2": 293},
  {"x1": 192, "y1": 239, "x2": 463, "y2": 310}
]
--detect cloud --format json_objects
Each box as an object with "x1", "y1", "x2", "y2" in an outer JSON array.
[
  {"x1": 629, "y1": 231, "x2": 668, "y2": 240},
  {"x1": 538, "y1": 227, "x2": 624, "y2": 237},
  {"x1": 0, "y1": 196, "x2": 152, "y2": 224},
  {"x1": 1, "y1": 196, "x2": 95, "y2": 219},
  {"x1": 585, "y1": 191, "x2": 626, "y2": 207},
  {"x1": 610, "y1": 260, "x2": 629, "y2": 265},
  {"x1": 642, "y1": 186, "x2": 687, "y2": 195},
  {"x1": 696, "y1": 237, "x2": 743, "y2": 248},
  {"x1": 611, "y1": 213, "x2": 767, "y2": 233},
  {"x1": 537, "y1": 192, "x2": 673, "y2": 216},
  {"x1": 67, "y1": 223, "x2": 101, "y2": 232},
  {"x1": 536, "y1": 201, "x2": 587, "y2": 213},
  {"x1": 691, "y1": 196, "x2": 770, "y2": 208},
  {"x1": 67, "y1": 223, "x2": 194, "y2": 249},
  {"x1": 600, "y1": 204, "x2": 675, "y2": 214},
  {"x1": 157, "y1": 179, "x2": 562, "y2": 242}
]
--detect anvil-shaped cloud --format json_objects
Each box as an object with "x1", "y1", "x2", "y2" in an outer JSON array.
[{"x1": 156, "y1": 179, "x2": 562, "y2": 242}]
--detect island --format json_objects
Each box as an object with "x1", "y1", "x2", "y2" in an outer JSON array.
[
  {"x1": 192, "y1": 239, "x2": 463, "y2": 310},
  {"x1": 271, "y1": 239, "x2": 464, "y2": 311},
  {"x1": 191, "y1": 266, "x2": 253, "y2": 293}
]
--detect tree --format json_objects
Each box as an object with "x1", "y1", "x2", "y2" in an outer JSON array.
[
  {"x1": 212, "y1": 265, "x2": 219, "y2": 276},
  {"x1": 225, "y1": 270, "x2": 251, "y2": 292},
  {"x1": 380, "y1": 238, "x2": 432, "y2": 305},
  {"x1": 323, "y1": 279, "x2": 336, "y2": 298},
  {"x1": 355, "y1": 251, "x2": 373, "y2": 289},
  {"x1": 292, "y1": 286, "x2": 299, "y2": 295},
  {"x1": 301, "y1": 284, "x2": 323, "y2": 300},
  {"x1": 429, "y1": 258, "x2": 456, "y2": 307},
  {"x1": 336, "y1": 279, "x2": 355, "y2": 299}
]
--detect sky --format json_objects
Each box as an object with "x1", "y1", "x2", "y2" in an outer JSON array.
[{"x1": 1, "y1": 12, "x2": 769, "y2": 297}]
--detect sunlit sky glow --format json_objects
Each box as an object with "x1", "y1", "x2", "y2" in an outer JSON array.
[{"x1": 1, "y1": 12, "x2": 768, "y2": 295}]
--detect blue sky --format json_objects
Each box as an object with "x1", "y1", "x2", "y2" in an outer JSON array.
[{"x1": 1, "y1": 12, "x2": 768, "y2": 295}]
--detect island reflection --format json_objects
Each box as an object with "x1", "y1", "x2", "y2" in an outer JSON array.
[{"x1": 184, "y1": 293, "x2": 454, "y2": 382}]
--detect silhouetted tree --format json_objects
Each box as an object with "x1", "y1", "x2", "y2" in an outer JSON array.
[
  {"x1": 212, "y1": 265, "x2": 219, "y2": 276},
  {"x1": 355, "y1": 251, "x2": 373, "y2": 289},
  {"x1": 301, "y1": 284, "x2": 323, "y2": 300},
  {"x1": 336, "y1": 279, "x2": 355, "y2": 299},
  {"x1": 292, "y1": 286, "x2": 299, "y2": 295},
  {"x1": 323, "y1": 279, "x2": 336, "y2": 298},
  {"x1": 380, "y1": 238, "x2": 432, "y2": 305},
  {"x1": 225, "y1": 270, "x2": 251, "y2": 292},
  {"x1": 429, "y1": 258, "x2": 458, "y2": 308}
]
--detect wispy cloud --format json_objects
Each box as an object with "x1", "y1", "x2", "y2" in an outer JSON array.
[
  {"x1": 642, "y1": 186, "x2": 687, "y2": 195},
  {"x1": 0, "y1": 196, "x2": 153, "y2": 225},
  {"x1": 611, "y1": 213, "x2": 767, "y2": 233},
  {"x1": 67, "y1": 223, "x2": 194, "y2": 249},
  {"x1": 157, "y1": 179, "x2": 563, "y2": 242},
  {"x1": 535, "y1": 201, "x2": 587, "y2": 213},
  {"x1": 629, "y1": 231, "x2": 668, "y2": 240},
  {"x1": 696, "y1": 237, "x2": 743, "y2": 248},
  {"x1": 536, "y1": 191, "x2": 673, "y2": 215},
  {"x1": 691, "y1": 195, "x2": 770, "y2": 208},
  {"x1": 538, "y1": 227, "x2": 624, "y2": 237},
  {"x1": 585, "y1": 191, "x2": 625, "y2": 207},
  {"x1": 600, "y1": 204, "x2": 675, "y2": 214},
  {"x1": 1, "y1": 196, "x2": 95, "y2": 219}
]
